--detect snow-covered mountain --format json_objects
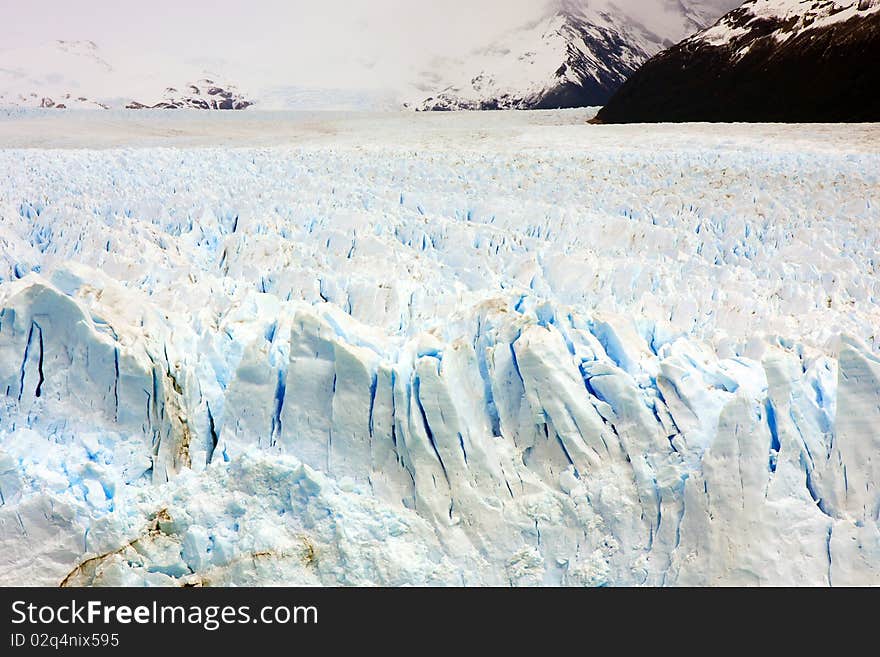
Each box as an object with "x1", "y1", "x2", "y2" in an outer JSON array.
[
  {"x1": 0, "y1": 40, "x2": 113, "y2": 109},
  {"x1": 0, "y1": 40, "x2": 254, "y2": 110},
  {"x1": 411, "y1": 0, "x2": 740, "y2": 111},
  {"x1": 597, "y1": 0, "x2": 880, "y2": 122},
  {"x1": 125, "y1": 79, "x2": 254, "y2": 110}
]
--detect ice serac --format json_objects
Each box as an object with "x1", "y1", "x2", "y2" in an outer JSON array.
[
  {"x1": 0, "y1": 280, "x2": 145, "y2": 430},
  {"x1": 834, "y1": 337, "x2": 880, "y2": 524},
  {"x1": 0, "y1": 128, "x2": 878, "y2": 586},
  {"x1": 0, "y1": 278, "x2": 199, "y2": 483},
  {"x1": 597, "y1": 0, "x2": 880, "y2": 123}
]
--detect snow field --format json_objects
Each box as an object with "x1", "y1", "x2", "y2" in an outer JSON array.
[{"x1": 0, "y1": 114, "x2": 878, "y2": 585}]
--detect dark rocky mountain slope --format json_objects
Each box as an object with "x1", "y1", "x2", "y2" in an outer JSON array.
[{"x1": 596, "y1": 0, "x2": 880, "y2": 123}]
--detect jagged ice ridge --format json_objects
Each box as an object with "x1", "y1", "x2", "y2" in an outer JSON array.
[{"x1": 0, "y1": 115, "x2": 879, "y2": 586}]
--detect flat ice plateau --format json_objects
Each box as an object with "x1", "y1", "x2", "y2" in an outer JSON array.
[{"x1": 0, "y1": 110, "x2": 878, "y2": 586}]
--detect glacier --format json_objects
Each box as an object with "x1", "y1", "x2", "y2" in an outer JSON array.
[{"x1": 0, "y1": 110, "x2": 878, "y2": 586}]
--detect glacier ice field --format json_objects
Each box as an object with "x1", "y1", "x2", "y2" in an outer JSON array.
[{"x1": 0, "y1": 111, "x2": 878, "y2": 586}]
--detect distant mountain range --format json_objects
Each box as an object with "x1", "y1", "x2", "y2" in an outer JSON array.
[
  {"x1": 0, "y1": 2, "x2": 738, "y2": 112},
  {"x1": 596, "y1": 0, "x2": 880, "y2": 122},
  {"x1": 12, "y1": 1, "x2": 871, "y2": 121},
  {"x1": 0, "y1": 40, "x2": 255, "y2": 110}
]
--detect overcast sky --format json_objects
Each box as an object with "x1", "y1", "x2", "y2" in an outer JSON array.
[
  {"x1": 4, "y1": 0, "x2": 543, "y2": 77},
  {"x1": 2, "y1": 1, "x2": 740, "y2": 91}
]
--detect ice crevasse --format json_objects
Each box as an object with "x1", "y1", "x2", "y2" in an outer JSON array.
[{"x1": 0, "y1": 143, "x2": 878, "y2": 586}]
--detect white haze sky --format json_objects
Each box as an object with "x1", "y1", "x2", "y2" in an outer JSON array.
[
  {"x1": 2, "y1": 0, "x2": 739, "y2": 91},
  {"x1": 4, "y1": 0, "x2": 547, "y2": 86}
]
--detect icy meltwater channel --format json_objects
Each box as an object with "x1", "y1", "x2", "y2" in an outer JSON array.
[{"x1": 0, "y1": 110, "x2": 878, "y2": 586}]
